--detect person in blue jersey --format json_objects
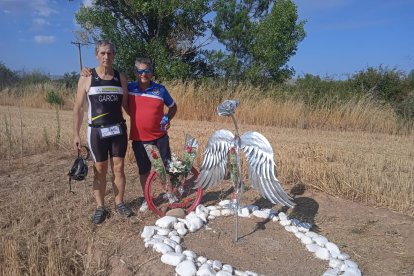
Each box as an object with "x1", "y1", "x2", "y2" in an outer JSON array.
[{"x1": 72, "y1": 40, "x2": 133, "y2": 224}]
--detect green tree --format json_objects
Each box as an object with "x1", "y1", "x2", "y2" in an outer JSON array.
[
  {"x1": 75, "y1": 0, "x2": 210, "y2": 80},
  {"x1": 210, "y1": 0, "x2": 306, "y2": 83},
  {"x1": 0, "y1": 62, "x2": 20, "y2": 89}
]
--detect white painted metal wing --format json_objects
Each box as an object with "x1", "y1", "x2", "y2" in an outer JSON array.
[
  {"x1": 240, "y1": 131, "x2": 295, "y2": 208},
  {"x1": 195, "y1": 129, "x2": 235, "y2": 189}
]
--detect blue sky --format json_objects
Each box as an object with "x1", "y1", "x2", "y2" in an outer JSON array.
[{"x1": 0, "y1": 0, "x2": 413, "y2": 79}]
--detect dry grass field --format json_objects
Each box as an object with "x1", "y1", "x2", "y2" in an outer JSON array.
[{"x1": 0, "y1": 97, "x2": 413, "y2": 275}]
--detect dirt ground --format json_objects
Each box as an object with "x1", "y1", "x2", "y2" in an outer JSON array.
[{"x1": 1, "y1": 151, "x2": 413, "y2": 276}]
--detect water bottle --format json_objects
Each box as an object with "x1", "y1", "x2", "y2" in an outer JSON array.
[{"x1": 160, "y1": 114, "x2": 169, "y2": 131}]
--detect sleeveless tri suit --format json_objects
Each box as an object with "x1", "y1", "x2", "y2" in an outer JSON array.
[{"x1": 87, "y1": 68, "x2": 127, "y2": 162}]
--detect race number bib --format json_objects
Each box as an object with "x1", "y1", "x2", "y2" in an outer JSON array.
[{"x1": 99, "y1": 124, "x2": 123, "y2": 138}]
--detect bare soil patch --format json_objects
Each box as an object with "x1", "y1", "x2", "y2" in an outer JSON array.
[{"x1": 1, "y1": 151, "x2": 413, "y2": 275}]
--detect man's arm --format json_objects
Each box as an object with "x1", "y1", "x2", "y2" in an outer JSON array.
[
  {"x1": 167, "y1": 103, "x2": 177, "y2": 121},
  {"x1": 72, "y1": 76, "x2": 89, "y2": 150},
  {"x1": 120, "y1": 73, "x2": 129, "y2": 116}
]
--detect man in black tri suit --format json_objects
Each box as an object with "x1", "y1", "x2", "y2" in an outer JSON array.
[{"x1": 72, "y1": 40, "x2": 133, "y2": 224}]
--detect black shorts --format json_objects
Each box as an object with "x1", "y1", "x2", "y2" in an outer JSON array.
[
  {"x1": 87, "y1": 123, "x2": 128, "y2": 162},
  {"x1": 132, "y1": 135, "x2": 171, "y2": 175}
]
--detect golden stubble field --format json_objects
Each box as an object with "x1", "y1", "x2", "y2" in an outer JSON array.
[{"x1": 0, "y1": 105, "x2": 413, "y2": 275}]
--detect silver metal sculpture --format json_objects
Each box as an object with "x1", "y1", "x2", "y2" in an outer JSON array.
[{"x1": 196, "y1": 99, "x2": 295, "y2": 241}]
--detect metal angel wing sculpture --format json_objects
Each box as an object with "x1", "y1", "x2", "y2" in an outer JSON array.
[{"x1": 195, "y1": 100, "x2": 295, "y2": 241}]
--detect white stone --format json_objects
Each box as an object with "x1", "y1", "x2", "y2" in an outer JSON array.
[
  {"x1": 196, "y1": 211, "x2": 208, "y2": 223},
  {"x1": 153, "y1": 242, "x2": 174, "y2": 254},
  {"x1": 222, "y1": 264, "x2": 233, "y2": 273},
  {"x1": 313, "y1": 236, "x2": 329, "y2": 247},
  {"x1": 242, "y1": 205, "x2": 259, "y2": 212},
  {"x1": 272, "y1": 215, "x2": 279, "y2": 222},
  {"x1": 183, "y1": 250, "x2": 198, "y2": 260},
  {"x1": 235, "y1": 270, "x2": 247, "y2": 276},
  {"x1": 210, "y1": 210, "x2": 222, "y2": 217},
  {"x1": 141, "y1": 226, "x2": 156, "y2": 239},
  {"x1": 285, "y1": 225, "x2": 298, "y2": 233},
  {"x1": 197, "y1": 256, "x2": 207, "y2": 264},
  {"x1": 295, "y1": 232, "x2": 305, "y2": 239},
  {"x1": 212, "y1": 260, "x2": 222, "y2": 270},
  {"x1": 208, "y1": 215, "x2": 216, "y2": 220},
  {"x1": 300, "y1": 236, "x2": 313, "y2": 245},
  {"x1": 279, "y1": 219, "x2": 291, "y2": 226},
  {"x1": 325, "y1": 242, "x2": 340, "y2": 255},
  {"x1": 175, "y1": 244, "x2": 183, "y2": 253},
  {"x1": 176, "y1": 260, "x2": 197, "y2": 276},
  {"x1": 305, "y1": 231, "x2": 319, "y2": 238},
  {"x1": 306, "y1": 243, "x2": 320, "y2": 253},
  {"x1": 216, "y1": 271, "x2": 232, "y2": 276},
  {"x1": 152, "y1": 234, "x2": 166, "y2": 241},
  {"x1": 238, "y1": 207, "x2": 251, "y2": 217},
  {"x1": 156, "y1": 216, "x2": 178, "y2": 229},
  {"x1": 197, "y1": 263, "x2": 215, "y2": 276},
  {"x1": 252, "y1": 209, "x2": 271, "y2": 219},
  {"x1": 196, "y1": 204, "x2": 209, "y2": 216},
  {"x1": 168, "y1": 230, "x2": 178, "y2": 237},
  {"x1": 278, "y1": 212, "x2": 288, "y2": 220},
  {"x1": 160, "y1": 252, "x2": 185, "y2": 266},
  {"x1": 329, "y1": 258, "x2": 343, "y2": 269},
  {"x1": 218, "y1": 199, "x2": 231, "y2": 206},
  {"x1": 174, "y1": 221, "x2": 186, "y2": 230},
  {"x1": 344, "y1": 260, "x2": 358, "y2": 269},
  {"x1": 338, "y1": 253, "x2": 350, "y2": 260},
  {"x1": 322, "y1": 268, "x2": 340, "y2": 276},
  {"x1": 342, "y1": 267, "x2": 362, "y2": 276},
  {"x1": 163, "y1": 238, "x2": 178, "y2": 248},
  {"x1": 206, "y1": 205, "x2": 218, "y2": 211},
  {"x1": 156, "y1": 228, "x2": 170, "y2": 236},
  {"x1": 315, "y1": 247, "x2": 330, "y2": 260},
  {"x1": 245, "y1": 271, "x2": 258, "y2": 276},
  {"x1": 170, "y1": 234, "x2": 181, "y2": 244},
  {"x1": 177, "y1": 227, "x2": 188, "y2": 236},
  {"x1": 221, "y1": 209, "x2": 234, "y2": 216}
]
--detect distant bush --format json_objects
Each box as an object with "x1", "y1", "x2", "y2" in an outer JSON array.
[
  {"x1": 45, "y1": 90, "x2": 64, "y2": 106},
  {"x1": 0, "y1": 62, "x2": 20, "y2": 89},
  {"x1": 57, "y1": 71, "x2": 79, "y2": 88}
]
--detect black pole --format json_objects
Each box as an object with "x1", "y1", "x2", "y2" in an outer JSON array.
[{"x1": 71, "y1": 41, "x2": 88, "y2": 72}]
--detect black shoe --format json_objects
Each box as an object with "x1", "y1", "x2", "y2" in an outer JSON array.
[
  {"x1": 92, "y1": 207, "x2": 109, "y2": 224},
  {"x1": 116, "y1": 202, "x2": 134, "y2": 217}
]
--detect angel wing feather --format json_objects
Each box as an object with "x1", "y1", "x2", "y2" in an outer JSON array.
[
  {"x1": 195, "y1": 129, "x2": 235, "y2": 189},
  {"x1": 240, "y1": 131, "x2": 295, "y2": 208}
]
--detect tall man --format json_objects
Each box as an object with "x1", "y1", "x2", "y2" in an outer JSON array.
[
  {"x1": 73, "y1": 40, "x2": 133, "y2": 224},
  {"x1": 128, "y1": 57, "x2": 177, "y2": 211}
]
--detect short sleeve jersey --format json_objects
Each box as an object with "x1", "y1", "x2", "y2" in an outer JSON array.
[
  {"x1": 87, "y1": 68, "x2": 124, "y2": 126},
  {"x1": 128, "y1": 81, "x2": 175, "y2": 141}
]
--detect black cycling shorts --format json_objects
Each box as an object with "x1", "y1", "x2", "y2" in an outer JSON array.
[
  {"x1": 87, "y1": 123, "x2": 128, "y2": 162},
  {"x1": 132, "y1": 135, "x2": 171, "y2": 175}
]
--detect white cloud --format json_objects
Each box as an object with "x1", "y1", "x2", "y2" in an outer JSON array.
[
  {"x1": 0, "y1": 0, "x2": 56, "y2": 17},
  {"x1": 83, "y1": 0, "x2": 94, "y2": 7},
  {"x1": 34, "y1": 35, "x2": 56, "y2": 44},
  {"x1": 33, "y1": 18, "x2": 49, "y2": 27}
]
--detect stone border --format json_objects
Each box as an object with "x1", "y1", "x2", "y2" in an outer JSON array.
[{"x1": 140, "y1": 200, "x2": 362, "y2": 276}]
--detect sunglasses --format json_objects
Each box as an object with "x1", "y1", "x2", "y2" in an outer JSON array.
[{"x1": 135, "y1": 68, "x2": 152, "y2": 75}]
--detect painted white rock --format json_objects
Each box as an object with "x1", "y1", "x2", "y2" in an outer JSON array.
[
  {"x1": 163, "y1": 238, "x2": 178, "y2": 248},
  {"x1": 300, "y1": 236, "x2": 313, "y2": 245},
  {"x1": 156, "y1": 228, "x2": 170, "y2": 236},
  {"x1": 252, "y1": 209, "x2": 271, "y2": 219},
  {"x1": 168, "y1": 230, "x2": 178, "y2": 237},
  {"x1": 278, "y1": 212, "x2": 288, "y2": 220},
  {"x1": 177, "y1": 227, "x2": 188, "y2": 236},
  {"x1": 196, "y1": 211, "x2": 208, "y2": 223},
  {"x1": 338, "y1": 253, "x2": 350, "y2": 260},
  {"x1": 206, "y1": 205, "x2": 218, "y2": 211},
  {"x1": 242, "y1": 205, "x2": 259, "y2": 212},
  {"x1": 210, "y1": 210, "x2": 221, "y2": 217},
  {"x1": 285, "y1": 225, "x2": 299, "y2": 233},
  {"x1": 245, "y1": 271, "x2": 258, "y2": 276},
  {"x1": 183, "y1": 250, "x2": 198, "y2": 260},
  {"x1": 176, "y1": 260, "x2": 197, "y2": 276},
  {"x1": 197, "y1": 256, "x2": 207, "y2": 264},
  {"x1": 235, "y1": 270, "x2": 248, "y2": 276},
  {"x1": 196, "y1": 204, "x2": 209, "y2": 215},
  {"x1": 208, "y1": 215, "x2": 216, "y2": 220},
  {"x1": 306, "y1": 243, "x2": 320, "y2": 253},
  {"x1": 342, "y1": 267, "x2": 362, "y2": 276},
  {"x1": 161, "y1": 252, "x2": 185, "y2": 266},
  {"x1": 315, "y1": 247, "x2": 330, "y2": 260},
  {"x1": 314, "y1": 236, "x2": 329, "y2": 247},
  {"x1": 238, "y1": 207, "x2": 251, "y2": 217},
  {"x1": 175, "y1": 244, "x2": 183, "y2": 253},
  {"x1": 141, "y1": 226, "x2": 156, "y2": 239},
  {"x1": 344, "y1": 260, "x2": 358, "y2": 269},
  {"x1": 156, "y1": 216, "x2": 178, "y2": 229},
  {"x1": 329, "y1": 258, "x2": 343, "y2": 269},
  {"x1": 153, "y1": 234, "x2": 166, "y2": 241},
  {"x1": 221, "y1": 209, "x2": 234, "y2": 216},
  {"x1": 295, "y1": 232, "x2": 305, "y2": 239},
  {"x1": 279, "y1": 219, "x2": 291, "y2": 226},
  {"x1": 216, "y1": 270, "x2": 232, "y2": 276},
  {"x1": 322, "y1": 268, "x2": 340, "y2": 276},
  {"x1": 305, "y1": 231, "x2": 319, "y2": 238},
  {"x1": 218, "y1": 199, "x2": 231, "y2": 206},
  {"x1": 197, "y1": 263, "x2": 215, "y2": 276},
  {"x1": 153, "y1": 242, "x2": 174, "y2": 254},
  {"x1": 212, "y1": 260, "x2": 223, "y2": 270},
  {"x1": 222, "y1": 264, "x2": 233, "y2": 273},
  {"x1": 174, "y1": 221, "x2": 186, "y2": 230},
  {"x1": 272, "y1": 215, "x2": 279, "y2": 222},
  {"x1": 325, "y1": 242, "x2": 340, "y2": 255},
  {"x1": 169, "y1": 234, "x2": 181, "y2": 244}
]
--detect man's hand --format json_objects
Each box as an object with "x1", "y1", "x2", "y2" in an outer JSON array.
[
  {"x1": 81, "y1": 67, "x2": 92, "y2": 77},
  {"x1": 73, "y1": 136, "x2": 81, "y2": 151}
]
